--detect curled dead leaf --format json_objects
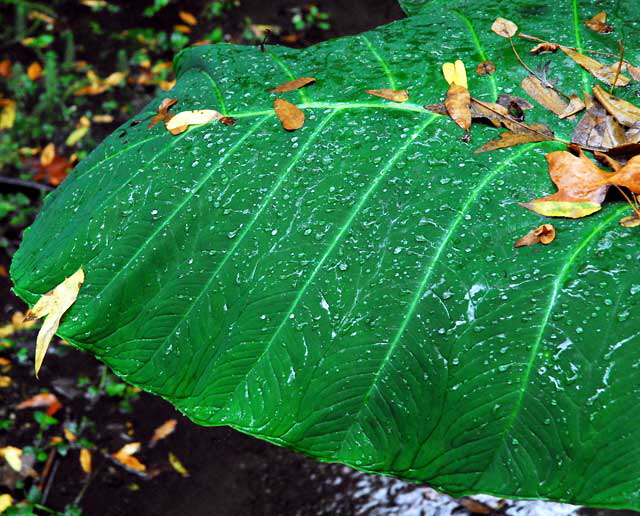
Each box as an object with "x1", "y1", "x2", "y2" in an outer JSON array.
[
  {"x1": 559, "y1": 94, "x2": 586, "y2": 119},
  {"x1": 592, "y1": 85, "x2": 640, "y2": 127},
  {"x1": 365, "y1": 88, "x2": 409, "y2": 103},
  {"x1": 17, "y1": 392, "x2": 61, "y2": 416},
  {"x1": 491, "y1": 17, "x2": 518, "y2": 38},
  {"x1": 514, "y1": 224, "x2": 556, "y2": 248},
  {"x1": 584, "y1": 11, "x2": 613, "y2": 33},
  {"x1": 270, "y1": 77, "x2": 316, "y2": 93},
  {"x1": 274, "y1": 98, "x2": 305, "y2": 131},
  {"x1": 529, "y1": 42, "x2": 560, "y2": 54},
  {"x1": 25, "y1": 267, "x2": 85, "y2": 377},
  {"x1": 148, "y1": 98, "x2": 178, "y2": 129},
  {"x1": 521, "y1": 75, "x2": 568, "y2": 117},
  {"x1": 113, "y1": 442, "x2": 146, "y2": 473}
]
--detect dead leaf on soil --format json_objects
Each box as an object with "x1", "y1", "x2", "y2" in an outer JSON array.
[
  {"x1": 0, "y1": 59, "x2": 11, "y2": 78},
  {"x1": 165, "y1": 109, "x2": 222, "y2": 135},
  {"x1": 112, "y1": 442, "x2": 146, "y2": 473},
  {"x1": 17, "y1": 392, "x2": 62, "y2": 416},
  {"x1": 514, "y1": 224, "x2": 556, "y2": 247},
  {"x1": 476, "y1": 61, "x2": 495, "y2": 76},
  {"x1": 520, "y1": 148, "x2": 610, "y2": 218},
  {"x1": 24, "y1": 267, "x2": 85, "y2": 377},
  {"x1": 560, "y1": 46, "x2": 629, "y2": 87},
  {"x1": 491, "y1": 17, "x2": 518, "y2": 38},
  {"x1": 0, "y1": 447, "x2": 22, "y2": 472},
  {"x1": 270, "y1": 77, "x2": 316, "y2": 93},
  {"x1": 584, "y1": 11, "x2": 613, "y2": 33},
  {"x1": 365, "y1": 88, "x2": 409, "y2": 103},
  {"x1": 0, "y1": 98, "x2": 16, "y2": 130},
  {"x1": 274, "y1": 98, "x2": 305, "y2": 131},
  {"x1": 149, "y1": 419, "x2": 177, "y2": 446},
  {"x1": 178, "y1": 11, "x2": 197, "y2": 26},
  {"x1": 80, "y1": 448, "x2": 92, "y2": 474},
  {"x1": 74, "y1": 70, "x2": 125, "y2": 95},
  {"x1": 168, "y1": 452, "x2": 189, "y2": 477},
  {"x1": 0, "y1": 494, "x2": 13, "y2": 512},
  {"x1": 521, "y1": 75, "x2": 569, "y2": 117},
  {"x1": 27, "y1": 62, "x2": 42, "y2": 81}
]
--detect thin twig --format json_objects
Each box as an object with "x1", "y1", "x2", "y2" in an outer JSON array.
[
  {"x1": 614, "y1": 184, "x2": 640, "y2": 218},
  {"x1": 519, "y1": 33, "x2": 635, "y2": 63},
  {"x1": 0, "y1": 176, "x2": 54, "y2": 191},
  {"x1": 611, "y1": 40, "x2": 625, "y2": 94}
]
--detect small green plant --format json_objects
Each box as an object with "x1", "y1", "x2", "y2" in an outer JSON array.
[{"x1": 290, "y1": 4, "x2": 331, "y2": 32}]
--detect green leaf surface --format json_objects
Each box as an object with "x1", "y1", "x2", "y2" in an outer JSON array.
[{"x1": 11, "y1": 0, "x2": 640, "y2": 508}]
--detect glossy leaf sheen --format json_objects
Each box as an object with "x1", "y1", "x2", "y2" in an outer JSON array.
[{"x1": 10, "y1": 0, "x2": 640, "y2": 509}]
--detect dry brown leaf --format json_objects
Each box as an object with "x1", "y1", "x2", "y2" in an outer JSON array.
[
  {"x1": 24, "y1": 267, "x2": 85, "y2": 377},
  {"x1": 168, "y1": 452, "x2": 189, "y2": 477},
  {"x1": 560, "y1": 46, "x2": 629, "y2": 86},
  {"x1": 149, "y1": 419, "x2": 177, "y2": 446},
  {"x1": 530, "y1": 42, "x2": 560, "y2": 54},
  {"x1": 365, "y1": 88, "x2": 409, "y2": 103},
  {"x1": 515, "y1": 224, "x2": 556, "y2": 247},
  {"x1": 270, "y1": 77, "x2": 316, "y2": 93},
  {"x1": 559, "y1": 94, "x2": 586, "y2": 119},
  {"x1": 113, "y1": 442, "x2": 146, "y2": 472},
  {"x1": 80, "y1": 448, "x2": 92, "y2": 474},
  {"x1": 520, "y1": 149, "x2": 610, "y2": 218},
  {"x1": 459, "y1": 497, "x2": 493, "y2": 515},
  {"x1": 496, "y1": 94, "x2": 533, "y2": 112},
  {"x1": 148, "y1": 98, "x2": 178, "y2": 129},
  {"x1": 165, "y1": 109, "x2": 222, "y2": 135},
  {"x1": 27, "y1": 62, "x2": 42, "y2": 80},
  {"x1": 74, "y1": 70, "x2": 125, "y2": 95},
  {"x1": 445, "y1": 83, "x2": 471, "y2": 131},
  {"x1": 40, "y1": 143, "x2": 55, "y2": 167},
  {"x1": 607, "y1": 154, "x2": 640, "y2": 193},
  {"x1": 274, "y1": 99, "x2": 305, "y2": 131},
  {"x1": 476, "y1": 61, "x2": 495, "y2": 76},
  {"x1": 491, "y1": 17, "x2": 518, "y2": 38},
  {"x1": 521, "y1": 75, "x2": 568, "y2": 116},
  {"x1": 629, "y1": 65, "x2": 640, "y2": 82},
  {"x1": 620, "y1": 214, "x2": 640, "y2": 227},
  {"x1": 474, "y1": 125, "x2": 553, "y2": 153},
  {"x1": 220, "y1": 116, "x2": 237, "y2": 126},
  {"x1": 178, "y1": 11, "x2": 197, "y2": 26},
  {"x1": 572, "y1": 99, "x2": 627, "y2": 150},
  {"x1": 584, "y1": 11, "x2": 613, "y2": 33},
  {"x1": 592, "y1": 84, "x2": 640, "y2": 127}
]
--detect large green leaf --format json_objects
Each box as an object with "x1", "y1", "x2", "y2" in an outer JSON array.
[{"x1": 11, "y1": 0, "x2": 640, "y2": 509}]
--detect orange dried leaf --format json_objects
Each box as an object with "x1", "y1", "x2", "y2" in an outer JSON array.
[
  {"x1": 365, "y1": 88, "x2": 409, "y2": 103},
  {"x1": 27, "y1": 62, "x2": 42, "y2": 80},
  {"x1": 17, "y1": 392, "x2": 61, "y2": 411},
  {"x1": 584, "y1": 11, "x2": 613, "y2": 33},
  {"x1": 173, "y1": 24, "x2": 192, "y2": 34},
  {"x1": 559, "y1": 94, "x2": 586, "y2": 119},
  {"x1": 515, "y1": 224, "x2": 556, "y2": 248},
  {"x1": 270, "y1": 77, "x2": 316, "y2": 93},
  {"x1": 63, "y1": 428, "x2": 77, "y2": 442},
  {"x1": 274, "y1": 99, "x2": 305, "y2": 131},
  {"x1": 80, "y1": 448, "x2": 92, "y2": 473},
  {"x1": 0, "y1": 376, "x2": 11, "y2": 388},
  {"x1": 491, "y1": 17, "x2": 518, "y2": 38},
  {"x1": 607, "y1": 155, "x2": 640, "y2": 193},
  {"x1": 520, "y1": 149, "x2": 610, "y2": 218},
  {"x1": 148, "y1": 98, "x2": 178, "y2": 129},
  {"x1": 476, "y1": 61, "x2": 495, "y2": 76},
  {"x1": 0, "y1": 59, "x2": 11, "y2": 78},
  {"x1": 474, "y1": 127, "x2": 552, "y2": 153},
  {"x1": 521, "y1": 76, "x2": 568, "y2": 117},
  {"x1": 149, "y1": 419, "x2": 177, "y2": 446},
  {"x1": 113, "y1": 442, "x2": 146, "y2": 472},
  {"x1": 620, "y1": 214, "x2": 640, "y2": 227},
  {"x1": 592, "y1": 85, "x2": 640, "y2": 127},
  {"x1": 179, "y1": 11, "x2": 197, "y2": 26},
  {"x1": 445, "y1": 83, "x2": 471, "y2": 130},
  {"x1": 560, "y1": 46, "x2": 629, "y2": 87},
  {"x1": 530, "y1": 42, "x2": 560, "y2": 54}
]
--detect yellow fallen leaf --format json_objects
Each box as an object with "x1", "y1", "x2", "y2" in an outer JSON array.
[
  {"x1": 0, "y1": 376, "x2": 11, "y2": 388},
  {"x1": 66, "y1": 125, "x2": 90, "y2": 146},
  {"x1": 0, "y1": 446, "x2": 22, "y2": 472},
  {"x1": 365, "y1": 88, "x2": 409, "y2": 103},
  {"x1": 80, "y1": 448, "x2": 92, "y2": 474},
  {"x1": 40, "y1": 143, "x2": 56, "y2": 167},
  {"x1": 442, "y1": 60, "x2": 468, "y2": 89},
  {"x1": 149, "y1": 419, "x2": 177, "y2": 446},
  {"x1": 168, "y1": 452, "x2": 189, "y2": 477},
  {"x1": 178, "y1": 11, "x2": 197, "y2": 26},
  {"x1": 0, "y1": 493, "x2": 13, "y2": 513},
  {"x1": 24, "y1": 267, "x2": 85, "y2": 377},
  {"x1": 0, "y1": 99, "x2": 16, "y2": 130},
  {"x1": 27, "y1": 62, "x2": 42, "y2": 80},
  {"x1": 63, "y1": 427, "x2": 77, "y2": 442},
  {"x1": 164, "y1": 109, "x2": 222, "y2": 135}
]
